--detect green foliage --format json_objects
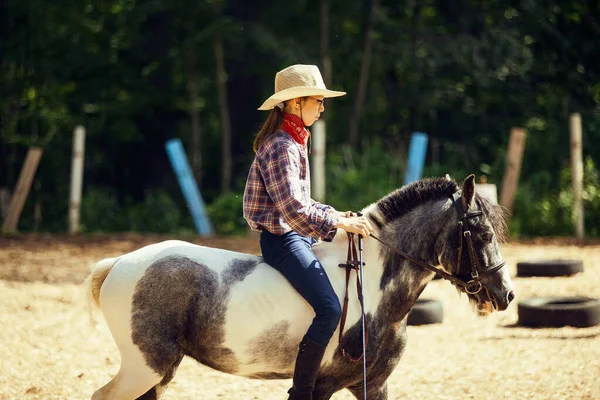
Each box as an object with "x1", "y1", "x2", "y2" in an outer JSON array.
[
  {"x1": 1, "y1": 0, "x2": 599, "y2": 237},
  {"x1": 510, "y1": 157, "x2": 600, "y2": 237},
  {"x1": 325, "y1": 139, "x2": 402, "y2": 211},
  {"x1": 509, "y1": 179, "x2": 572, "y2": 237},
  {"x1": 127, "y1": 191, "x2": 185, "y2": 233},
  {"x1": 325, "y1": 139, "x2": 476, "y2": 212},
  {"x1": 80, "y1": 187, "x2": 127, "y2": 232},
  {"x1": 581, "y1": 158, "x2": 600, "y2": 236},
  {"x1": 81, "y1": 187, "x2": 187, "y2": 233},
  {"x1": 206, "y1": 192, "x2": 247, "y2": 236}
]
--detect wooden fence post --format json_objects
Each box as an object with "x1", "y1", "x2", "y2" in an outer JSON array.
[
  {"x1": 311, "y1": 120, "x2": 326, "y2": 202},
  {"x1": 0, "y1": 188, "x2": 11, "y2": 221},
  {"x1": 570, "y1": 113, "x2": 584, "y2": 239},
  {"x1": 2, "y1": 147, "x2": 43, "y2": 232},
  {"x1": 500, "y1": 128, "x2": 527, "y2": 212},
  {"x1": 69, "y1": 126, "x2": 86, "y2": 233}
]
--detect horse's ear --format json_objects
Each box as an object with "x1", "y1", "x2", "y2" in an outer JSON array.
[
  {"x1": 445, "y1": 174, "x2": 452, "y2": 181},
  {"x1": 461, "y1": 174, "x2": 476, "y2": 210}
]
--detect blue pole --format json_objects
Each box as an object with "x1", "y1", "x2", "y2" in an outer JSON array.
[
  {"x1": 165, "y1": 139, "x2": 213, "y2": 236},
  {"x1": 404, "y1": 132, "x2": 429, "y2": 185}
]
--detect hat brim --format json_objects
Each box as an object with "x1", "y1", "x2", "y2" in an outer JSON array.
[{"x1": 258, "y1": 87, "x2": 346, "y2": 111}]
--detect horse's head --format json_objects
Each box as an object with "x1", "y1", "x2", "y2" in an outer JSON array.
[
  {"x1": 442, "y1": 175, "x2": 515, "y2": 313},
  {"x1": 373, "y1": 175, "x2": 515, "y2": 314}
]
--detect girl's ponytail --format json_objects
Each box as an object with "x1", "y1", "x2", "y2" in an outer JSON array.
[{"x1": 253, "y1": 106, "x2": 284, "y2": 152}]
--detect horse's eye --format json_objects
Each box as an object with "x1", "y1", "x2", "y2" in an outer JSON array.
[
  {"x1": 481, "y1": 230, "x2": 494, "y2": 242},
  {"x1": 468, "y1": 216, "x2": 480, "y2": 225}
]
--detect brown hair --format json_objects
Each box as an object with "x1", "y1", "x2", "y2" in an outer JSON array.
[{"x1": 253, "y1": 107, "x2": 284, "y2": 152}]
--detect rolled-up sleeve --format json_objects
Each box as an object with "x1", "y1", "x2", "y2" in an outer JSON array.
[
  {"x1": 311, "y1": 199, "x2": 334, "y2": 213},
  {"x1": 260, "y1": 141, "x2": 339, "y2": 239},
  {"x1": 313, "y1": 201, "x2": 338, "y2": 241}
]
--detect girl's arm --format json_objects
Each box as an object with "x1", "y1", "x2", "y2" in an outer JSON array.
[{"x1": 260, "y1": 140, "x2": 339, "y2": 238}]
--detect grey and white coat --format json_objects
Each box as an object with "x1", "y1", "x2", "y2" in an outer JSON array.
[{"x1": 86, "y1": 175, "x2": 514, "y2": 400}]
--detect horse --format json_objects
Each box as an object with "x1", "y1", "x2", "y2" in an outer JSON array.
[{"x1": 85, "y1": 175, "x2": 515, "y2": 400}]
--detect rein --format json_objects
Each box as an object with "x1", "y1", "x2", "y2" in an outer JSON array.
[{"x1": 337, "y1": 233, "x2": 369, "y2": 362}]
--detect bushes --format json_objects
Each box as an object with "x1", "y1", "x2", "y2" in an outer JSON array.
[
  {"x1": 325, "y1": 143, "x2": 600, "y2": 239},
  {"x1": 12, "y1": 145, "x2": 600, "y2": 238},
  {"x1": 80, "y1": 188, "x2": 189, "y2": 233},
  {"x1": 324, "y1": 139, "x2": 471, "y2": 212},
  {"x1": 53, "y1": 186, "x2": 249, "y2": 235},
  {"x1": 128, "y1": 191, "x2": 187, "y2": 233},
  {"x1": 206, "y1": 192, "x2": 247, "y2": 236},
  {"x1": 510, "y1": 156, "x2": 600, "y2": 238},
  {"x1": 325, "y1": 140, "x2": 404, "y2": 211}
]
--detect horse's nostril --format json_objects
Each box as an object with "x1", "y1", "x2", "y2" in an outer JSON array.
[{"x1": 507, "y1": 290, "x2": 516, "y2": 303}]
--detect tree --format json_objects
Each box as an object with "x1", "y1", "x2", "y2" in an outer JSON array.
[
  {"x1": 349, "y1": 0, "x2": 379, "y2": 147},
  {"x1": 213, "y1": 0, "x2": 233, "y2": 193}
]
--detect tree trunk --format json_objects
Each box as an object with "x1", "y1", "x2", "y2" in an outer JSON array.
[
  {"x1": 430, "y1": 109, "x2": 439, "y2": 166},
  {"x1": 185, "y1": 48, "x2": 203, "y2": 185},
  {"x1": 320, "y1": 0, "x2": 332, "y2": 89},
  {"x1": 214, "y1": 3, "x2": 232, "y2": 193},
  {"x1": 349, "y1": 0, "x2": 379, "y2": 147}
]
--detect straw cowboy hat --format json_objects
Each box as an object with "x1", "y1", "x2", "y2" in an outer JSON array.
[{"x1": 258, "y1": 64, "x2": 346, "y2": 111}]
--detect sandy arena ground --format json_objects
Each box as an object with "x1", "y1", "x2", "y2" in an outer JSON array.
[{"x1": 1, "y1": 234, "x2": 599, "y2": 400}]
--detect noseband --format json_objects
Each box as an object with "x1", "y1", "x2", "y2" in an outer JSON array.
[{"x1": 370, "y1": 191, "x2": 506, "y2": 296}]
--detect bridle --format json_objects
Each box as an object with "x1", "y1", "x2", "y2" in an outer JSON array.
[
  {"x1": 337, "y1": 191, "x2": 506, "y2": 361},
  {"x1": 371, "y1": 191, "x2": 506, "y2": 296}
]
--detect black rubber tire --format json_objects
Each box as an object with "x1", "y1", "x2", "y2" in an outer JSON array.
[
  {"x1": 408, "y1": 299, "x2": 444, "y2": 325},
  {"x1": 516, "y1": 259, "x2": 583, "y2": 277},
  {"x1": 518, "y1": 297, "x2": 600, "y2": 328}
]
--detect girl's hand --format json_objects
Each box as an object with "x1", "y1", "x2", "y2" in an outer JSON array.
[
  {"x1": 328, "y1": 209, "x2": 356, "y2": 218},
  {"x1": 335, "y1": 215, "x2": 374, "y2": 237}
]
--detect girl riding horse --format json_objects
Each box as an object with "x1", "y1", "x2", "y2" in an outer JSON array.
[
  {"x1": 243, "y1": 64, "x2": 374, "y2": 399},
  {"x1": 86, "y1": 174, "x2": 515, "y2": 400}
]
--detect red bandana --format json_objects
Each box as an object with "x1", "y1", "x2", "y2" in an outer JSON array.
[{"x1": 282, "y1": 113, "x2": 310, "y2": 146}]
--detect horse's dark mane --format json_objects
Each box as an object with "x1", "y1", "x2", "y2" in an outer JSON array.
[
  {"x1": 476, "y1": 193, "x2": 509, "y2": 243},
  {"x1": 376, "y1": 177, "x2": 459, "y2": 223},
  {"x1": 376, "y1": 177, "x2": 508, "y2": 242}
]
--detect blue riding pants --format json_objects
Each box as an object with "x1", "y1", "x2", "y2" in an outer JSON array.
[{"x1": 260, "y1": 229, "x2": 342, "y2": 347}]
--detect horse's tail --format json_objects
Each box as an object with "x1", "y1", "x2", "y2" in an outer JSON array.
[{"x1": 83, "y1": 257, "x2": 119, "y2": 313}]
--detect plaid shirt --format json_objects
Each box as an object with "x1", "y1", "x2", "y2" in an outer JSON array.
[{"x1": 243, "y1": 131, "x2": 339, "y2": 240}]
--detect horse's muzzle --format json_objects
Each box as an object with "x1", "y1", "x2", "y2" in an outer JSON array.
[{"x1": 494, "y1": 289, "x2": 516, "y2": 311}]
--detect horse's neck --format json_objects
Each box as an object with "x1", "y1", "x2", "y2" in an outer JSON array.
[
  {"x1": 375, "y1": 200, "x2": 451, "y2": 323},
  {"x1": 313, "y1": 227, "x2": 387, "y2": 315},
  {"x1": 313, "y1": 200, "x2": 450, "y2": 324},
  {"x1": 313, "y1": 229, "x2": 385, "y2": 283}
]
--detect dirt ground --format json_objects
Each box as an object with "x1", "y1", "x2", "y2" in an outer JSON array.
[{"x1": 1, "y1": 233, "x2": 599, "y2": 400}]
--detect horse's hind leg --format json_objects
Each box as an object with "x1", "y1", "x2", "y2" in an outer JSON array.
[
  {"x1": 153, "y1": 354, "x2": 184, "y2": 399},
  {"x1": 92, "y1": 354, "x2": 182, "y2": 400},
  {"x1": 92, "y1": 325, "x2": 183, "y2": 400},
  {"x1": 130, "y1": 354, "x2": 183, "y2": 400},
  {"x1": 92, "y1": 362, "x2": 161, "y2": 400}
]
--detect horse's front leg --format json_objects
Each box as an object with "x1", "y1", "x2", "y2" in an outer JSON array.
[{"x1": 348, "y1": 381, "x2": 388, "y2": 400}]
